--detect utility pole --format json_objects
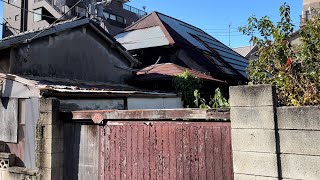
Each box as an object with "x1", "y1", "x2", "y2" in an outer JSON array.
[{"x1": 228, "y1": 23, "x2": 231, "y2": 47}]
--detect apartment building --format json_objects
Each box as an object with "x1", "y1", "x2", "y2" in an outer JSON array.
[
  {"x1": 300, "y1": 0, "x2": 320, "y2": 26},
  {"x1": 2, "y1": 0, "x2": 146, "y2": 37}
]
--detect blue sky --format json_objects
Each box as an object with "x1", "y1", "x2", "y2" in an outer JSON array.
[
  {"x1": 0, "y1": 1, "x2": 302, "y2": 47},
  {"x1": 127, "y1": 0, "x2": 302, "y2": 47}
]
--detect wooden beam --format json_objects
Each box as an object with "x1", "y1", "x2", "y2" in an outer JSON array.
[{"x1": 71, "y1": 108, "x2": 230, "y2": 124}]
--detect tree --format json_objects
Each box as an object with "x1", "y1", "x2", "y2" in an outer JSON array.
[{"x1": 239, "y1": 3, "x2": 320, "y2": 106}]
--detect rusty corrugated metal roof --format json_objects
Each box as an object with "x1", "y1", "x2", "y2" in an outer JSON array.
[{"x1": 0, "y1": 73, "x2": 179, "y2": 97}]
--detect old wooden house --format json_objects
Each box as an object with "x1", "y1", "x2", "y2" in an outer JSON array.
[
  {"x1": 115, "y1": 12, "x2": 249, "y2": 89},
  {"x1": 0, "y1": 17, "x2": 182, "y2": 180}
]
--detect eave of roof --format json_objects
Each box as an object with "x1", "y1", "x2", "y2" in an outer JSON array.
[{"x1": 0, "y1": 73, "x2": 179, "y2": 98}]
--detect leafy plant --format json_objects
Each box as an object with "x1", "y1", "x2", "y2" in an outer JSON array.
[
  {"x1": 173, "y1": 70, "x2": 201, "y2": 107},
  {"x1": 194, "y1": 89, "x2": 210, "y2": 109},
  {"x1": 239, "y1": 3, "x2": 320, "y2": 106},
  {"x1": 209, "y1": 88, "x2": 230, "y2": 108},
  {"x1": 194, "y1": 88, "x2": 229, "y2": 109}
]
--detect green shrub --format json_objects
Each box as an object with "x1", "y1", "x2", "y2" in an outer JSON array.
[{"x1": 239, "y1": 3, "x2": 320, "y2": 106}]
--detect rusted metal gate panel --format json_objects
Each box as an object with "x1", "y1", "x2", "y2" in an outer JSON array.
[{"x1": 99, "y1": 121, "x2": 233, "y2": 180}]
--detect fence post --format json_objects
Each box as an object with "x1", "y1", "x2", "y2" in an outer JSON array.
[{"x1": 229, "y1": 85, "x2": 281, "y2": 179}]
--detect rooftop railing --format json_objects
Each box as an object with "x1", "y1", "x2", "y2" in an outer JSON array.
[{"x1": 123, "y1": 4, "x2": 147, "y2": 17}]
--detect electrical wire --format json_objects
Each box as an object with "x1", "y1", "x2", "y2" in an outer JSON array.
[
  {"x1": 25, "y1": 0, "x2": 84, "y2": 43},
  {"x1": 0, "y1": 0, "x2": 57, "y2": 20},
  {"x1": 1, "y1": 20, "x2": 20, "y2": 33},
  {"x1": 114, "y1": 56, "x2": 162, "y2": 72}
]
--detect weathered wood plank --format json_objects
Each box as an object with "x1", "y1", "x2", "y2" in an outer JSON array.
[
  {"x1": 197, "y1": 126, "x2": 206, "y2": 180},
  {"x1": 72, "y1": 108, "x2": 230, "y2": 122},
  {"x1": 105, "y1": 126, "x2": 111, "y2": 180},
  {"x1": 175, "y1": 126, "x2": 183, "y2": 180},
  {"x1": 169, "y1": 126, "x2": 177, "y2": 180},
  {"x1": 149, "y1": 125, "x2": 157, "y2": 180},
  {"x1": 120, "y1": 126, "x2": 127, "y2": 180},
  {"x1": 99, "y1": 127, "x2": 105, "y2": 180},
  {"x1": 213, "y1": 127, "x2": 223, "y2": 180},
  {"x1": 126, "y1": 126, "x2": 132, "y2": 180},
  {"x1": 190, "y1": 126, "x2": 199, "y2": 180},
  {"x1": 222, "y1": 127, "x2": 233, "y2": 180},
  {"x1": 183, "y1": 126, "x2": 191, "y2": 180},
  {"x1": 137, "y1": 125, "x2": 144, "y2": 180},
  {"x1": 155, "y1": 125, "x2": 163, "y2": 180},
  {"x1": 143, "y1": 125, "x2": 150, "y2": 180},
  {"x1": 115, "y1": 126, "x2": 121, "y2": 180},
  {"x1": 109, "y1": 126, "x2": 116, "y2": 180},
  {"x1": 205, "y1": 127, "x2": 214, "y2": 180},
  {"x1": 131, "y1": 125, "x2": 138, "y2": 180},
  {"x1": 162, "y1": 125, "x2": 170, "y2": 180}
]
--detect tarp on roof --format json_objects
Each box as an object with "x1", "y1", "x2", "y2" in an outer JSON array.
[{"x1": 115, "y1": 26, "x2": 170, "y2": 50}]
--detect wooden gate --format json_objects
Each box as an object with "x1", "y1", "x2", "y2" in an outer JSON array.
[{"x1": 71, "y1": 109, "x2": 233, "y2": 180}]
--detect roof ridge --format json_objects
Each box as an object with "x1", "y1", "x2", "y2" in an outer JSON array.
[{"x1": 1, "y1": 17, "x2": 86, "y2": 42}]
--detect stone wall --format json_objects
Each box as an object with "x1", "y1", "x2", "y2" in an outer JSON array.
[{"x1": 230, "y1": 84, "x2": 320, "y2": 179}]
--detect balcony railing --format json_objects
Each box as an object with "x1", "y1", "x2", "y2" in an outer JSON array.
[{"x1": 123, "y1": 4, "x2": 147, "y2": 17}]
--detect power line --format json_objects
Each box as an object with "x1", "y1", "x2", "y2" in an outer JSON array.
[
  {"x1": 0, "y1": 22, "x2": 20, "y2": 31},
  {"x1": 2, "y1": 18, "x2": 20, "y2": 33},
  {"x1": 0, "y1": 0, "x2": 57, "y2": 20},
  {"x1": 26, "y1": 0, "x2": 83, "y2": 42}
]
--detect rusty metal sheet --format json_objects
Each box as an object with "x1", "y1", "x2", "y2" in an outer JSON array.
[
  {"x1": 101, "y1": 121, "x2": 233, "y2": 179},
  {"x1": 0, "y1": 98, "x2": 18, "y2": 143}
]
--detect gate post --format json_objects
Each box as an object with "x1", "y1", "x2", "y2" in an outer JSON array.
[{"x1": 229, "y1": 85, "x2": 280, "y2": 179}]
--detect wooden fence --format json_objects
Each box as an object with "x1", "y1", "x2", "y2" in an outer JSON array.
[{"x1": 67, "y1": 109, "x2": 233, "y2": 180}]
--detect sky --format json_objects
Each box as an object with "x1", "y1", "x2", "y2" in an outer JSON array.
[
  {"x1": 127, "y1": 0, "x2": 303, "y2": 48},
  {"x1": 0, "y1": 0, "x2": 302, "y2": 47}
]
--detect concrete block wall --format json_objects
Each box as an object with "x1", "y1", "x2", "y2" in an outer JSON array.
[
  {"x1": 37, "y1": 98, "x2": 64, "y2": 180},
  {"x1": 230, "y1": 85, "x2": 280, "y2": 179},
  {"x1": 230, "y1": 84, "x2": 320, "y2": 180},
  {"x1": 278, "y1": 106, "x2": 320, "y2": 179}
]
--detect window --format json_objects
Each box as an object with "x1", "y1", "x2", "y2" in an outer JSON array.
[
  {"x1": 117, "y1": 16, "x2": 124, "y2": 23},
  {"x1": 104, "y1": 12, "x2": 126, "y2": 27},
  {"x1": 34, "y1": 8, "x2": 42, "y2": 22},
  {"x1": 14, "y1": 15, "x2": 19, "y2": 21},
  {"x1": 103, "y1": 12, "x2": 110, "y2": 19},
  {"x1": 110, "y1": 14, "x2": 116, "y2": 21}
]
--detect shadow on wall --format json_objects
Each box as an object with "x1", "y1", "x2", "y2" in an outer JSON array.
[{"x1": 63, "y1": 122, "x2": 81, "y2": 179}]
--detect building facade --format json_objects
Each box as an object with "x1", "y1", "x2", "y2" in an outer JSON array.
[
  {"x1": 2, "y1": 0, "x2": 146, "y2": 38},
  {"x1": 301, "y1": 0, "x2": 320, "y2": 26}
]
